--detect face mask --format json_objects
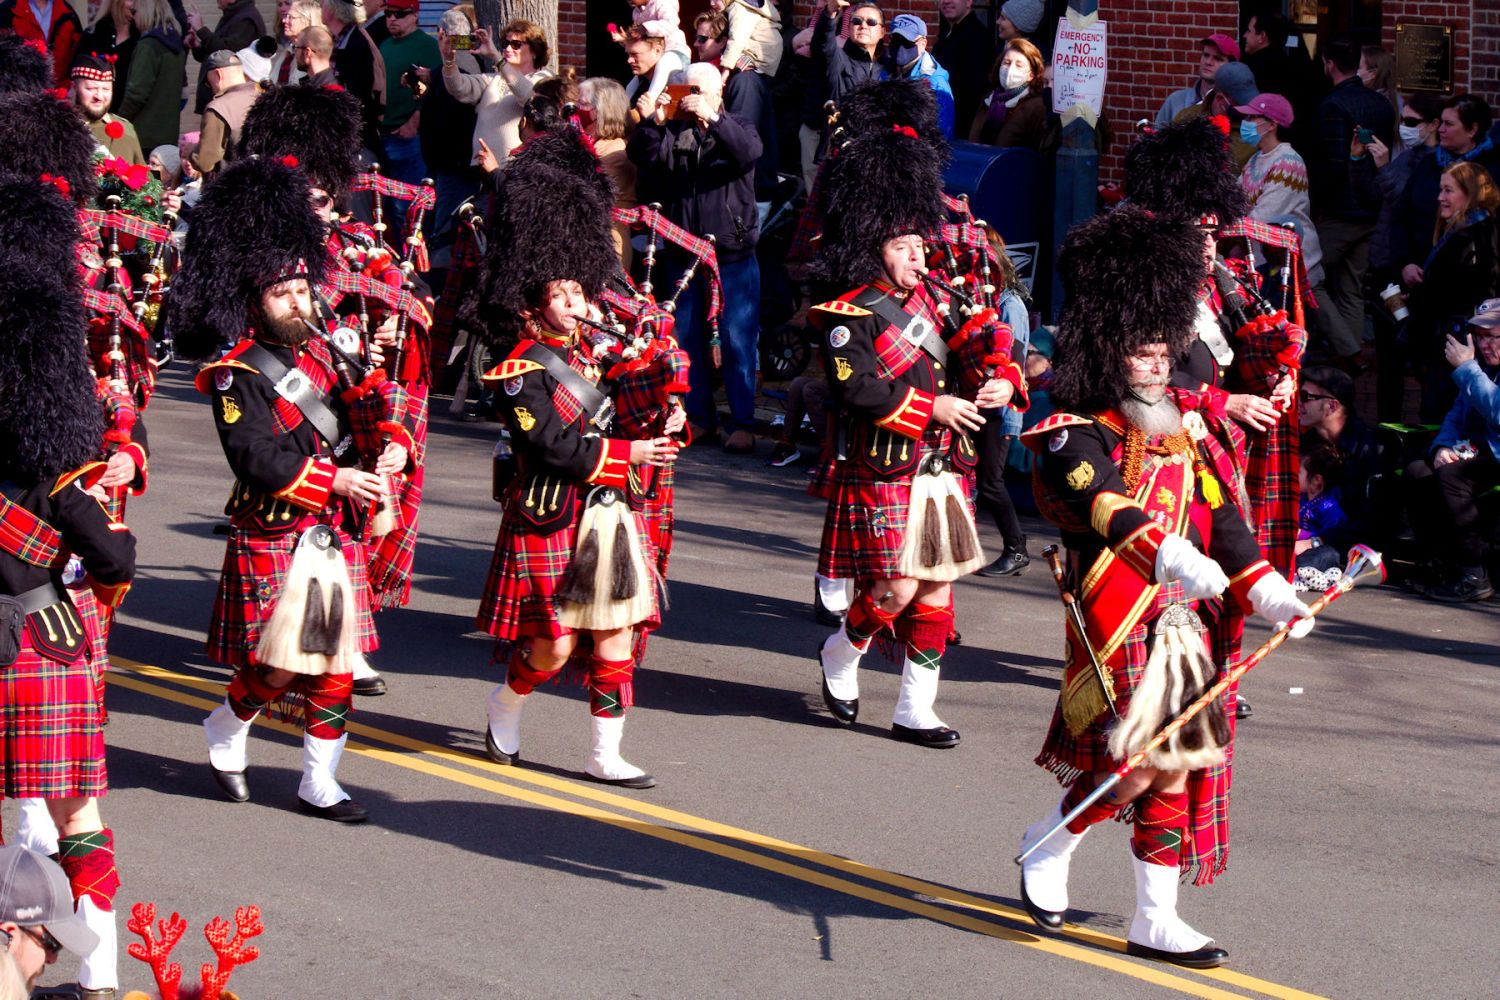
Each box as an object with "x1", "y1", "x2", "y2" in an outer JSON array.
[
  {"x1": 1399, "y1": 123, "x2": 1425, "y2": 149},
  {"x1": 1001, "y1": 64, "x2": 1030, "y2": 90},
  {"x1": 1239, "y1": 119, "x2": 1262, "y2": 145}
]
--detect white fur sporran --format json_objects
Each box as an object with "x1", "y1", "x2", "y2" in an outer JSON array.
[
  {"x1": 895, "y1": 461, "x2": 984, "y2": 582},
  {"x1": 1107, "y1": 603, "x2": 1231, "y2": 772},
  {"x1": 556, "y1": 488, "x2": 656, "y2": 631}
]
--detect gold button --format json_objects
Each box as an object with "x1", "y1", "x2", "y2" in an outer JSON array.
[{"x1": 937, "y1": 380, "x2": 946, "y2": 388}]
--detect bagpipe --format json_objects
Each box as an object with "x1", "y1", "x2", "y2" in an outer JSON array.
[
  {"x1": 916, "y1": 195, "x2": 1025, "y2": 401},
  {"x1": 349, "y1": 165, "x2": 436, "y2": 272},
  {"x1": 322, "y1": 234, "x2": 434, "y2": 387},
  {"x1": 77, "y1": 199, "x2": 174, "y2": 394}
]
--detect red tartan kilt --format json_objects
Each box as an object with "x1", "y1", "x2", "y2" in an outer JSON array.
[
  {"x1": 369, "y1": 383, "x2": 430, "y2": 610},
  {"x1": 477, "y1": 500, "x2": 661, "y2": 642},
  {"x1": 207, "y1": 522, "x2": 378, "y2": 667},
  {"x1": 817, "y1": 461, "x2": 973, "y2": 580},
  {"x1": 69, "y1": 583, "x2": 109, "y2": 679},
  {"x1": 0, "y1": 636, "x2": 106, "y2": 798},
  {"x1": 628, "y1": 466, "x2": 675, "y2": 576},
  {"x1": 1035, "y1": 597, "x2": 1240, "y2": 885},
  {"x1": 806, "y1": 454, "x2": 836, "y2": 500}
]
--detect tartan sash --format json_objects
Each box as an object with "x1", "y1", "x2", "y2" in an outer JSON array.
[
  {"x1": 522, "y1": 343, "x2": 610, "y2": 430},
  {"x1": 1062, "y1": 447, "x2": 1195, "y2": 735},
  {"x1": 0, "y1": 489, "x2": 63, "y2": 569},
  {"x1": 856, "y1": 285, "x2": 944, "y2": 378}
]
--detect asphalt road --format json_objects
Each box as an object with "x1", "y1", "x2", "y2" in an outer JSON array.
[{"x1": 24, "y1": 369, "x2": 1500, "y2": 999}]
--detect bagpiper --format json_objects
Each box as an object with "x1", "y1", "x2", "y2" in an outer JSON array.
[
  {"x1": 239, "y1": 82, "x2": 435, "y2": 698},
  {"x1": 0, "y1": 174, "x2": 136, "y2": 999},
  {"x1": 808, "y1": 104, "x2": 1028, "y2": 748},
  {"x1": 1014, "y1": 206, "x2": 1312, "y2": 968},
  {"x1": 167, "y1": 156, "x2": 417, "y2": 823},
  {"x1": 468, "y1": 128, "x2": 680, "y2": 788}
]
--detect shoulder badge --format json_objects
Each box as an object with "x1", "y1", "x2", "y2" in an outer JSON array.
[
  {"x1": 1065, "y1": 461, "x2": 1095, "y2": 491},
  {"x1": 1048, "y1": 429, "x2": 1068, "y2": 452},
  {"x1": 833, "y1": 357, "x2": 853, "y2": 382},
  {"x1": 220, "y1": 395, "x2": 242, "y2": 425},
  {"x1": 504, "y1": 376, "x2": 523, "y2": 396},
  {"x1": 828, "y1": 325, "x2": 851, "y2": 349},
  {"x1": 514, "y1": 407, "x2": 536, "y2": 431},
  {"x1": 214, "y1": 368, "x2": 234, "y2": 392}
]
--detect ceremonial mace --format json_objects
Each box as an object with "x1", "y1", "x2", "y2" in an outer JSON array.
[
  {"x1": 1015, "y1": 545, "x2": 1386, "y2": 866},
  {"x1": 1042, "y1": 545, "x2": 1117, "y2": 721}
]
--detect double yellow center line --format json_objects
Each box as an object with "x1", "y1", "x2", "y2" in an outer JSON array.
[{"x1": 108, "y1": 657, "x2": 1325, "y2": 1000}]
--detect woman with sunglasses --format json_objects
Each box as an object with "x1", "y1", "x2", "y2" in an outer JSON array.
[
  {"x1": 440, "y1": 18, "x2": 555, "y2": 166},
  {"x1": 813, "y1": 0, "x2": 886, "y2": 131}
]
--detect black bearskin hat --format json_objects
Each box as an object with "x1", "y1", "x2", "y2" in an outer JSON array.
[
  {"x1": 511, "y1": 126, "x2": 615, "y2": 204},
  {"x1": 464, "y1": 151, "x2": 617, "y2": 349},
  {"x1": 0, "y1": 91, "x2": 99, "y2": 204},
  {"x1": 166, "y1": 157, "x2": 327, "y2": 359},
  {"x1": 812, "y1": 127, "x2": 947, "y2": 288},
  {"x1": 1123, "y1": 117, "x2": 1247, "y2": 227},
  {"x1": 1049, "y1": 206, "x2": 1207, "y2": 413},
  {"x1": 0, "y1": 176, "x2": 104, "y2": 482},
  {"x1": 831, "y1": 78, "x2": 949, "y2": 157},
  {"x1": 239, "y1": 84, "x2": 363, "y2": 199},
  {"x1": 0, "y1": 32, "x2": 51, "y2": 94}
]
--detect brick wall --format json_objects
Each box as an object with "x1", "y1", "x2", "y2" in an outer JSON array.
[
  {"x1": 1476, "y1": 0, "x2": 1500, "y2": 102},
  {"x1": 1379, "y1": 1, "x2": 1471, "y2": 97},
  {"x1": 1095, "y1": 0, "x2": 1238, "y2": 180}
]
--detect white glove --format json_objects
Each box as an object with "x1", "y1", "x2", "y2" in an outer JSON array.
[
  {"x1": 1248, "y1": 572, "x2": 1315, "y2": 637},
  {"x1": 1154, "y1": 533, "x2": 1229, "y2": 600}
]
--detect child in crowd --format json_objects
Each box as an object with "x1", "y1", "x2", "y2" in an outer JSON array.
[
  {"x1": 1296, "y1": 446, "x2": 1349, "y2": 589},
  {"x1": 615, "y1": 0, "x2": 692, "y2": 102},
  {"x1": 710, "y1": 0, "x2": 783, "y2": 76}
]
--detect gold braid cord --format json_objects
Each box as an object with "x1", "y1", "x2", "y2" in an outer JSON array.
[{"x1": 1121, "y1": 426, "x2": 1196, "y2": 495}]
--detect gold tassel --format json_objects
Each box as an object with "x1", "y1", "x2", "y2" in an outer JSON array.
[{"x1": 1198, "y1": 465, "x2": 1223, "y2": 509}]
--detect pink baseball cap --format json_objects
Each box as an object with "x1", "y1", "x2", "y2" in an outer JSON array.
[
  {"x1": 1202, "y1": 33, "x2": 1240, "y2": 61},
  {"x1": 1235, "y1": 93, "x2": 1294, "y2": 128}
]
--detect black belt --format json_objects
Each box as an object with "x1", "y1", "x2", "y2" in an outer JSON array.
[
  {"x1": 14, "y1": 581, "x2": 65, "y2": 615},
  {"x1": 238, "y1": 343, "x2": 349, "y2": 451}
]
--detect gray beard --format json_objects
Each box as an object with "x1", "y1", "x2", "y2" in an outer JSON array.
[{"x1": 1121, "y1": 393, "x2": 1183, "y2": 436}]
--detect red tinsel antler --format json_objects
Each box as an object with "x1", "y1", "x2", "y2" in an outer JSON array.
[
  {"x1": 126, "y1": 902, "x2": 187, "y2": 1000},
  {"x1": 199, "y1": 905, "x2": 263, "y2": 1000}
]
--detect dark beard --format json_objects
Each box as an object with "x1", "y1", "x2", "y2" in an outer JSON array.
[
  {"x1": 257, "y1": 309, "x2": 312, "y2": 347},
  {"x1": 1121, "y1": 392, "x2": 1183, "y2": 437}
]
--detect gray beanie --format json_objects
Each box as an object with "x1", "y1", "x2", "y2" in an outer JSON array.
[{"x1": 1001, "y1": 0, "x2": 1045, "y2": 34}]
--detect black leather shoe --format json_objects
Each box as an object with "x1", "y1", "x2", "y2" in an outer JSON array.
[
  {"x1": 1235, "y1": 697, "x2": 1253, "y2": 720},
  {"x1": 484, "y1": 727, "x2": 518, "y2": 765},
  {"x1": 1426, "y1": 571, "x2": 1494, "y2": 603},
  {"x1": 818, "y1": 642, "x2": 858, "y2": 725},
  {"x1": 1125, "y1": 940, "x2": 1229, "y2": 969},
  {"x1": 978, "y1": 549, "x2": 1031, "y2": 577},
  {"x1": 813, "y1": 584, "x2": 844, "y2": 626},
  {"x1": 890, "y1": 723, "x2": 960, "y2": 748},
  {"x1": 210, "y1": 766, "x2": 249, "y2": 803},
  {"x1": 352, "y1": 674, "x2": 388, "y2": 697},
  {"x1": 1019, "y1": 873, "x2": 1065, "y2": 933},
  {"x1": 297, "y1": 797, "x2": 369, "y2": 823},
  {"x1": 585, "y1": 771, "x2": 657, "y2": 789}
]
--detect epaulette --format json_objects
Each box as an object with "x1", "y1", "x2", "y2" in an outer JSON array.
[
  {"x1": 51, "y1": 461, "x2": 108, "y2": 496},
  {"x1": 480, "y1": 353, "x2": 544, "y2": 384},
  {"x1": 192, "y1": 340, "x2": 262, "y2": 394},
  {"x1": 1019, "y1": 412, "x2": 1095, "y2": 456},
  {"x1": 810, "y1": 299, "x2": 873, "y2": 318}
]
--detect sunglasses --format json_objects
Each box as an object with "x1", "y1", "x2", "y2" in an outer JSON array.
[
  {"x1": 849, "y1": 16, "x2": 881, "y2": 27},
  {"x1": 309, "y1": 192, "x2": 333, "y2": 209},
  {"x1": 1400, "y1": 115, "x2": 1427, "y2": 126},
  {"x1": 22, "y1": 926, "x2": 63, "y2": 958},
  {"x1": 502, "y1": 39, "x2": 527, "y2": 50},
  {"x1": 1298, "y1": 391, "x2": 1336, "y2": 404},
  {"x1": 694, "y1": 33, "x2": 718, "y2": 43}
]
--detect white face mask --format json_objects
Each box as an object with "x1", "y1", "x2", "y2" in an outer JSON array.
[
  {"x1": 1001, "y1": 63, "x2": 1030, "y2": 90},
  {"x1": 1399, "y1": 123, "x2": 1426, "y2": 149}
]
